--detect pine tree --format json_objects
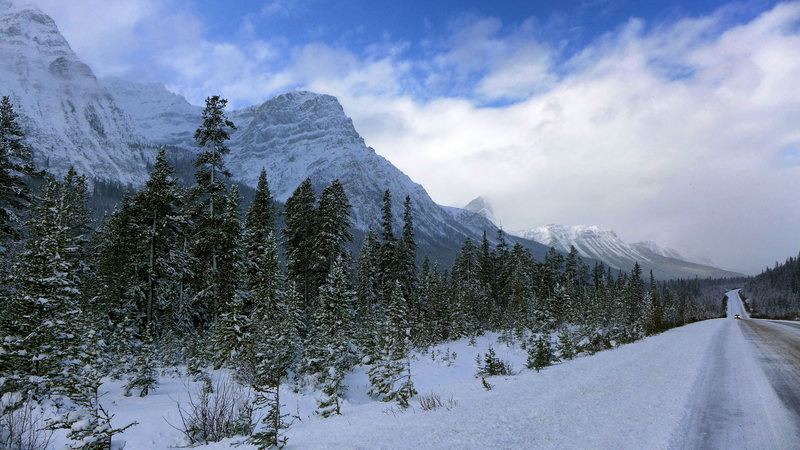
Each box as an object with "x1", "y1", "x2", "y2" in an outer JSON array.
[
  {"x1": 217, "y1": 186, "x2": 244, "y2": 310},
  {"x1": 313, "y1": 179, "x2": 352, "y2": 292},
  {"x1": 283, "y1": 178, "x2": 316, "y2": 325},
  {"x1": 249, "y1": 281, "x2": 298, "y2": 448},
  {"x1": 0, "y1": 95, "x2": 34, "y2": 252},
  {"x1": 306, "y1": 257, "x2": 355, "y2": 416},
  {"x1": 46, "y1": 325, "x2": 137, "y2": 449},
  {"x1": 244, "y1": 168, "x2": 275, "y2": 299},
  {"x1": 355, "y1": 229, "x2": 380, "y2": 359},
  {"x1": 397, "y1": 196, "x2": 417, "y2": 303},
  {"x1": 249, "y1": 232, "x2": 283, "y2": 322},
  {"x1": 367, "y1": 281, "x2": 416, "y2": 407},
  {"x1": 135, "y1": 148, "x2": 185, "y2": 328},
  {"x1": 124, "y1": 324, "x2": 159, "y2": 397},
  {"x1": 557, "y1": 326, "x2": 576, "y2": 360},
  {"x1": 377, "y1": 190, "x2": 398, "y2": 302},
  {"x1": 527, "y1": 334, "x2": 555, "y2": 372},
  {"x1": 210, "y1": 292, "x2": 250, "y2": 370},
  {"x1": 2, "y1": 171, "x2": 90, "y2": 400},
  {"x1": 188, "y1": 95, "x2": 237, "y2": 327}
]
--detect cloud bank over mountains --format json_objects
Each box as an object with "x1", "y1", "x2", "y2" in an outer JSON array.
[{"x1": 29, "y1": 1, "x2": 800, "y2": 273}]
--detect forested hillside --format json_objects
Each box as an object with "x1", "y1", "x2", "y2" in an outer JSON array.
[
  {"x1": 741, "y1": 255, "x2": 800, "y2": 319},
  {"x1": 1, "y1": 95, "x2": 732, "y2": 448}
]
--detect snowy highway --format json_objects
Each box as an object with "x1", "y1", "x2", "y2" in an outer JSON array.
[
  {"x1": 62, "y1": 290, "x2": 800, "y2": 449},
  {"x1": 674, "y1": 290, "x2": 800, "y2": 449}
]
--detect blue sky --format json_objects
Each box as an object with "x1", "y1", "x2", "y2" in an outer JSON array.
[
  {"x1": 29, "y1": 0, "x2": 800, "y2": 273},
  {"x1": 172, "y1": 0, "x2": 781, "y2": 103}
]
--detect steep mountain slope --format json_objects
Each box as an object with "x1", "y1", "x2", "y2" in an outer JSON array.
[
  {"x1": 0, "y1": 1, "x2": 151, "y2": 184},
  {"x1": 463, "y1": 196, "x2": 500, "y2": 227},
  {"x1": 514, "y1": 224, "x2": 741, "y2": 279},
  {"x1": 105, "y1": 79, "x2": 545, "y2": 260}
]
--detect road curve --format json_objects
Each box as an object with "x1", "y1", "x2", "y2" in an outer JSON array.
[{"x1": 672, "y1": 289, "x2": 800, "y2": 449}]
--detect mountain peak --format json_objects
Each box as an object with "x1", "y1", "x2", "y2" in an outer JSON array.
[
  {"x1": 0, "y1": 2, "x2": 149, "y2": 183},
  {"x1": 511, "y1": 224, "x2": 740, "y2": 279},
  {"x1": 464, "y1": 196, "x2": 500, "y2": 227}
]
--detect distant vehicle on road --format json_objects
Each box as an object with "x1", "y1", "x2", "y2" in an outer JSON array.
[{"x1": 734, "y1": 314, "x2": 741, "y2": 320}]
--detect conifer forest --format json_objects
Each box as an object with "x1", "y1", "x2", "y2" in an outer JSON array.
[{"x1": 0, "y1": 95, "x2": 739, "y2": 448}]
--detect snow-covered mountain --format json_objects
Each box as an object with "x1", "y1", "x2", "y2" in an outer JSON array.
[
  {"x1": 106, "y1": 80, "x2": 539, "y2": 258},
  {"x1": 513, "y1": 224, "x2": 740, "y2": 279},
  {"x1": 0, "y1": 2, "x2": 547, "y2": 262},
  {"x1": 463, "y1": 196, "x2": 500, "y2": 228},
  {"x1": 0, "y1": 1, "x2": 152, "y2": 184}
]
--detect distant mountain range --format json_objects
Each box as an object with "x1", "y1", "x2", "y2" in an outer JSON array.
[
  {"x1": 512, "y1": 223, "x2": 741, "y2": 279},
  {"x1": 462, "y1": 196, "x2": 740, "y2": 279},
  {"x1": 0, "y1": 1, "x2": 553, "y2": 265}
]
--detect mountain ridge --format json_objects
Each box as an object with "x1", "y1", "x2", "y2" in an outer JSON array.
[
  {"x1": 0, "y1": 1, "x2": 152, "y2": 184},
  {"x1": 512, "y1": 223, "x2": 741, "y2": 279},
  {"x1": 0, "y1": 3, "x2": 551, "y2": 265}
]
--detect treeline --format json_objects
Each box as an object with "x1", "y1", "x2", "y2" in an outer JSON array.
[
  {"x1": 741, "y1": 255, "x2": 800, "y2": 319},
  {"x1": 0, "y1": 94, "x2": 730, "y2": 448}
]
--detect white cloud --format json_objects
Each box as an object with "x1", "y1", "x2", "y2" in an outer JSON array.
[{"x1": 27, "y1": 0, "x2": 800, "y2": 274}]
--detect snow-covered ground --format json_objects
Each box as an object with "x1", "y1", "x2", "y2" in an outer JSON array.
[{"x1": 46, "y1": 289, "x2": 800, "y2": 449}]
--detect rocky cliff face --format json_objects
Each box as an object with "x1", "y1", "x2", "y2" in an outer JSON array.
[{"x1": 0, "y1": 1, "x2": 150, "y2": 184}]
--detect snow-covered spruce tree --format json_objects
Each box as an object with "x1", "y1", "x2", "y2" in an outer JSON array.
[
  {"x1": 210, "y1": 292, "x2": 251, "y2": 370},
  {"x1": 450, "y1": 238, "x2": 487, "y2": 335},
  {"x1": 477, "y1": 345, "x2": 512, "y2": 377},
  {"x1": 556, "y1": 326, "x2": 576, "y2": 361},
  {"x1": 312, "y1": 179, "x2": 352, "y2": 289},
  {"x1": 526, "y1": 334, "x2": 556, "y2": 373},
  {"x1": 124, "y1": 324, "x2": 159, "y2": 397},
  {"x1": 217, "y1": 185, "x2": 245, "y2": 308},
  {"x1": 1, "y1": 171, "x2": 90, "y2": 402},
  {"x1": 377, "y1": 190, "x2": 400, "y2": 303},
  {"x1": 283, "y1": 178, "x2": 316, "y2": 326},
  {"x1": 133, "y1": 148, "x2": 186, "y2": 329},
  {"x1": 243, "y1": 168, "x2": 275, "y2": 310},
  {"x1": 397, "y1": 196, "x2": 417, "y2": 317},
  {"x1": 368, "y1": 281, "x2": 416, "y2": 408},
  {"x1": 0, "y1": 95, "x2": 34, "y2": 259},
  {"x1": 249, "y1": 285, "x2": 299, "y2": 448},
  {"x1": 47, "y1": 325, "x2": 137, "y2": 449},
  {"x1": 304, "y1": 257, "x2": 355, "y2": 417},
  {"x1": 355, "y1": 229, "x2": 381, "y2": 360},
  {"x1": 187, "y1": 95, "x2": 237, "y2": 328}
]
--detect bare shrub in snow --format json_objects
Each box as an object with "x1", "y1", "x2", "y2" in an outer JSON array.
[
  {"x1": 169, "y1": 374, "x2": 255, "y2": 445},
  {"x1": 0, "y1": 395, "x2": 54, "y2": 450},
  {"x1": 418, "y1": 392, "x2": 457, "y2": 411}
]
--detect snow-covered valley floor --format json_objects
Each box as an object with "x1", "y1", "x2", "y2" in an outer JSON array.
[{"x1": 45, "y1": 290, "x2": 800, "y2": 449}]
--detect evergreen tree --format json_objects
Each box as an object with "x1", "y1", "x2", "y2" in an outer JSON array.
[
  {"x1": 216, "y1": 186, "x2": 244, "y2": 309},
  {"x1": 188, "y1": 95, "x2": 236, "y2": 327},
  {"x1": 124, "y1": 324, "x2": 159, "y2": 397},
  {"x1": 249, "y1": 280, "x2": 299, "y2": 448},
  {"x1": 556, "y1": 326, "x2": 576, "y2": 360},
  {"x1": 307, "y1": 258, "x2": 355, "y2": 417},
  {"x1": 46, "y1": 325, "x2": 136, "y2": 448},
  {"x1": 368, "y1": 282, "x2": 416, "y2": 407},
  {"x1": 210, "y1": 292, "x2": 251, "y2": 370},
  {"x1": 313, "y1": 179, "x2": 352, "y2": 291},
  {"x1": 244, "y1": 168, "x2": 275, "y2": 298},
  {"x1": 527, "y1": 334, "x2": 555, "y2": 373},
  {"x1": 397, "y1": 196, "x2": 417, "y2": 303},
  {"x1": 1, "y1": 171, "x2": 90, "y2": 400},
  {"x1": 377, "y1": 190, "x2": 398, "y2": 300},
  {"x1": 135, "y1": 148, "x2": 185, "y2": 328},
  {"x1": 283, "y1": 178, "x2": 316, "y2": 324},
  {"x1": 355, "y1": 229, "x2": 381, "y2": 358},
  {"x1": 0, "y1": 95, "x2": 34, "y2": 253}
]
